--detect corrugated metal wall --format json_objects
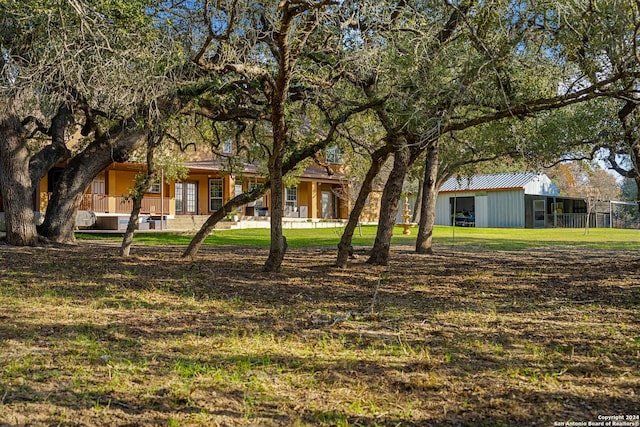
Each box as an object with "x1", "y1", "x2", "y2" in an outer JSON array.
[
  {"x1": 487, "y1": 190, "x2": 525, "y2": 228},
  {"x1": 475, "y1": 195, "x2": 488, "y2": 227},
  {"x1": 435, "y1": 190, "x2": 526, "y2": 228},
  {"x1": 435, "y1": 193, "x2": 455, "y2": 225}
]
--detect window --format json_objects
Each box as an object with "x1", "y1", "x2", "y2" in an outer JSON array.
[
  {"x1": 209, "y1": 179, "x2": 223, "y2": 211},
  {"x1": 91, "y1": 174, "x2": 106, "y2": 194},
  {"x1": 326, "y1": 146, "x2": 343, "y2": 164},
  {"x1": 223, "y1": 140, "x2": 233, "y2": 154},
  {"x1": 285, "y1": 187, "x2": 297, "y2": 211},
  {"x1": 148, "y1": 178, "x2": 161, "y2": 193},
  {"x1": 186, "y1": 184, "x2": 197, "y2": 212},
  {"x1": 175, "y1": 183, "x2": 183, "y2": 212},
  {"x1": 176, "y1": 182, "x2": 198, "y2": 214}
]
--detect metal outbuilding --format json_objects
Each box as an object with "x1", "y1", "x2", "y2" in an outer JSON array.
[{"x1": 435, "y1": 172, "x2": 599, "y2": 228}]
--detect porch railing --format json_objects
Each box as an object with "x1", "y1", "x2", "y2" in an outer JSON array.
[
  {"x1": 41, "y1": 192, "x2": 170, "y2": 215},
  {"x1": 80, "y1": 194, "x2": 109, "y2": 212},
  {"x1": 545, "y1": 213, "x2": 610, "y2": 228},
  {"x1": 113, "y1": 196, "x2": 170, "y2": 214}
]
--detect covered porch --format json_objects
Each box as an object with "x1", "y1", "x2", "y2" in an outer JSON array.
[
  {"x1": 39, "y1": 192, "x2": 172, "y2": 216},
  {"x1": 526, "y1": 195, "x2": 611, "y2": 228}
]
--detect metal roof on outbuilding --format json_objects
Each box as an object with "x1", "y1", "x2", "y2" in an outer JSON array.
[{"x1": 439, "y1": 172, "x2": 559, "y2": 196}]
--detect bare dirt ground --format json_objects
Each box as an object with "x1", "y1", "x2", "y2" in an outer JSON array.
[{"x1": 0, "y1": 242, "x2": 638, "y2": 426}]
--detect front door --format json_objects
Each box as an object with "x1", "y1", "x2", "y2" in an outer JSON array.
[
  {"x1": 533, "y1": 199, "x2": 546, "y2": 228},
  {"x1": 321, "y1": 191, "x2": 331, "y2": 219},
  {"x1": 176, "y1": 182, "x2": 198, "y2": 214}
]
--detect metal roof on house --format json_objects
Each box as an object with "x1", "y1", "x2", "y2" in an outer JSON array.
[
  {"x1": 439, "y1": 172, "x2": 546, "y2": 192},
  {"x1": 185, "y1": 160, "x2": 259, "y2": 175},
  {"x1": 185, "y1": 160, "x2": 345, "y2": 182}
]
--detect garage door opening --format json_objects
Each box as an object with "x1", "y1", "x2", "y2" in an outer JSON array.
[{"x1": 450, "y1": 196, "x2": 475, "y2": 226}]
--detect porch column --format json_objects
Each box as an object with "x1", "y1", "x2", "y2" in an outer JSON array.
[
  {"x1": 310, "y1": 181, "x2": 319, "y2": 219},
  {"x1": 227, "y1": 175, "x2": 235, "y2": 202},
  {"x1": 167, "y1": 181, "x2": 176, "y2": 216},
  {"x1": 107, "y1": 170, "x2": 117, "y2": 213}
]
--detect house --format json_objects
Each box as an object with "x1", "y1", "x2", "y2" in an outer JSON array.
[
  {"x1": 1, "y1": 158, "x2": 350, "y2": 232},
  {"x1": 434, "y1": 172, "x2": 609, "y2": 228},
  {"x1": 180, "y1": 160, "x2": 349, "y2": 224}
]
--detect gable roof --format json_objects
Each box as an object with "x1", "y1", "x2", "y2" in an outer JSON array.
[
  {"x1": 185, "y1": 160, "x2": 345, "y2": 182},
  {"x1": 186, "y1": 160, "x2": 259, "y2": 175},
  {"x1": 439, "y1": 172, "x2": 559, "y2": 196}
]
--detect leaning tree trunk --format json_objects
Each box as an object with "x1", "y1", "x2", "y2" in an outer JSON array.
[
  {"x1": 182, "y1": 137, "x2": 336, "y2": 259},
  {"x1": 415, "y1": 141, "x2": 440, "y2": 254},
  {"x1": 121, "y1": 134, "x2": 159, "y2": 257},
  {"x1": 182, "y1": 127, "x2": 336, "y2": 259},
  {"x1": 183, "y1": 184, "x2": 269, "y2": 258},
  {"x1": 336, "y1": 145, "x2": 392, "y2": 268},
  {"x1": 120, "y1": 191, "x2": 145, "y2": 257},
  {"x1": 0, "y1": 112, "x2": 38, "y2": 246},
  {"x1": 39, "y1": 127, "x2": 146, "y2": 243},
  {"x1": 367, "y1": 143, "x2": 412, "y2": 266}
]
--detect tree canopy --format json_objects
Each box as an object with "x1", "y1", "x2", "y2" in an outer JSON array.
[{"x1": 1, "y1": 0, "x2": 639, "y2": 267}]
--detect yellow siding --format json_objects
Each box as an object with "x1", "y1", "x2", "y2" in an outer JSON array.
[
  {"x1": 30, "y1": 163, "x2": 345, "y2": 220},
  {"x1": 112, "y1": 170, "x2": 139, "y2": 196},
  {"x1": 297, "y1": 182, "x2": 312, "y2": 218}
]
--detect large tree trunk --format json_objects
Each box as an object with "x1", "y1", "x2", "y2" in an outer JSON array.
[
  {"x1": 263, "y1": 152, "x2": 287, "y2": 272},
  {"x1": 39, "y1": 126, "x2": 146, "y2": 243},
  {"x1": 336, "y1": 145, "x2": 391, "y2": 268},
  {"x1": 29, "y1": 104, "x2": 73, "y2": 191},
  {"x1": 262, "y1": 5, "x2": 296, "y2": 273},
  {"x1": 415, "y1": 141, "x2": 440, "y2": 254},
  {"x1": 0, "y1": 112, "x2": 38, "y2": 246},
  {"x1": 367, "y1": 143, "x2": 412, "y2": 266}
]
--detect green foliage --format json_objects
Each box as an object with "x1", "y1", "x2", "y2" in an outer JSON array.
[
  {"x1": 1, "y1": 0, "x2": 182, "y2": 118},
  {"x1": 93, "y1": 0, "x2": 158, "y2": 30},
  {"x1": 124, "y1": 172, "x2": 152, "y2": 201},
  {"x1": 621, "y1": 178, "x2": 638, "y2": 202}
]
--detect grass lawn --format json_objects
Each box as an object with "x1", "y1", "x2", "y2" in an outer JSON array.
[
  {"x1": 2, "y1": 230, "x2": 639, "y2": 426},
  {"x1": 78, "y1": 224, "x2": 640, "y2": 251}
]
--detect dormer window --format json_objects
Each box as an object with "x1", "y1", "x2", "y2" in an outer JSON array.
[
  {"x1": 223, "y1": 140, "x2": 233, "y2": 154},
  {"x1": 326, "y1": 146, "x2": 343, "y2": 164}
]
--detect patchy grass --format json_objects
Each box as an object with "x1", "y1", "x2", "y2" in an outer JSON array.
[
  {"x1": 0, "y1": 242, "x2": 639, "y2": 426},
  {"x1": 438, "y1": 226, "x2": 640, "y2": 250},
  {"x1": 77, "y1": 225, "x2": 640, "y2": 251}
]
